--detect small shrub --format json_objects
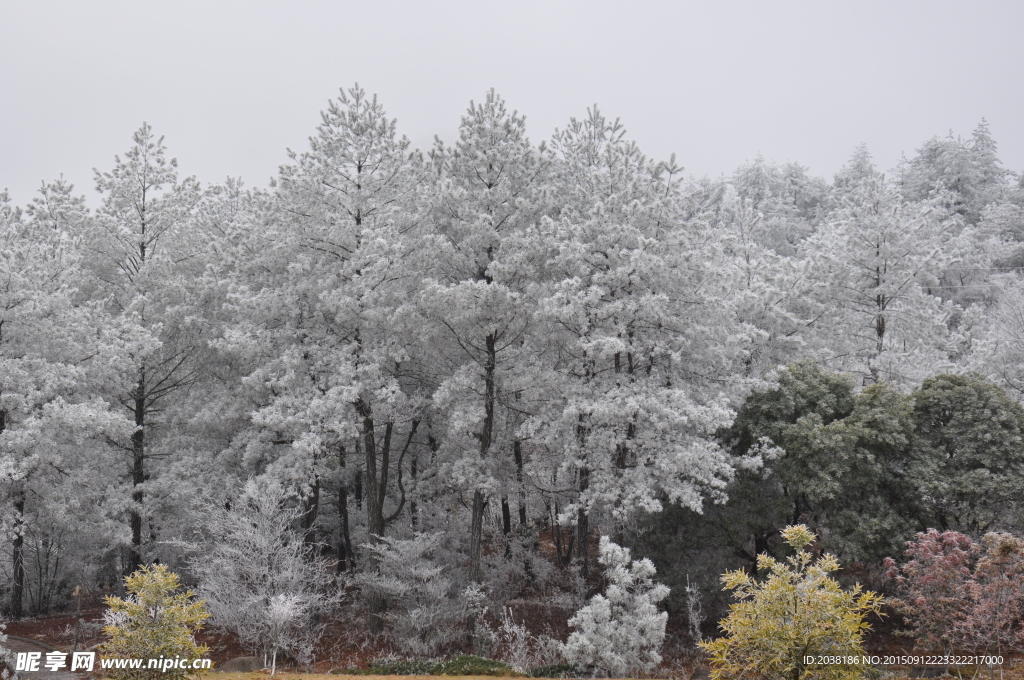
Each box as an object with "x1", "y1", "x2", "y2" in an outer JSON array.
[
  {"x1": 883, "y1": 529, "x2": 977, "y2": 654},
  {"x1": 433, "y1": 655, "x2": 524, "y2": 676},
  {"x1": 563, "y1": 536, "x2": 669, "y2": 678},
  {"x1": 383, "y1": 659, "x2": 439, "y2": 675},
  {"x1": 352, "y1": 533, "x2": 466, "y2": 657},
  {"x1": 885, "y1": 529, "x2": 1024, "y2": 655},
  {"x1": 367, "y1": 659, "x2": 439, "y2": 675},
  {"x1": 0, "y1": 617, "x2": 12, "y2": 676},
  {"x1": 483, "y1": 608, "x2": 565, "y2": 673},
  {"x1": 701, "y1": 525, "x2": 883, "y2": 680},
  {"x1": 685, "y1": 575, "x2": 706, "y2": 647},
  {"x1": 967, "y1": 532, "x2": 1024, "y2": 655},
  {"x1": 332, "y1": 668, "x2": 374, "y2": 675},
  {"x1": 100, "y1": 564, "x2": 210, "y2": 680},
  {"x1": 185, "y1": 480, "x2": 336, "y2": 670},
  {"x1": 334, "y1": 656, "x2": 526, "y2": 677}
]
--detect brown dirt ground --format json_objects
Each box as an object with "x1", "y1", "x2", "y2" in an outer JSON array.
[
  {"x1": 5, "y1": 603, "x2": 1022, "y2": 679},
  {"x1": 4, "y1": 609, "x2": 248, "y2": 665}
]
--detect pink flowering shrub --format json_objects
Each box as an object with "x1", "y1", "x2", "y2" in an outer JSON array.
[
  {"x1": 885, "y1": 530, "x2": 1024, "y2": 655},
  {"x1": 961, "y1": 533, "x2": 1024, "y2": 654}
]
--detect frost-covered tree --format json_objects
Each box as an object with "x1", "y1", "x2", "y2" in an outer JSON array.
[
  {"x1": 1, "y1": 191, "x2": 133, "y2": 617},
  {"x1": 709, "y1": 184, "x2": 817, "y2": 374},
  {"x1": 351, "y1": 532, "x2": 467, "y2": 656},
  {"x1": 24, "y1": 176, "x2": 90, "y2": 235},
  {"x1": 0, "y1": 617, "x2": 10, "y2": 670},
  {"x1": 422, "y1": 89, "x2": 550, "y2": 582},
  {"x1": 218, "y1": 85, "x2": 427, "y2": 635},
  {"x1": 530, "y1": 108, "x2": 735, "y2": 578},
  {"x1": 968, "y1": 274, "x2": 1024, "y2": 396},
  {"x1": 263, "y1": 595, "x2": 306, "y2": 675},
  {"x1": 89, "y1": 123, "x2": 208, "y2": 574},
  {"x1": 17, "y1": 85, "x2": 1024, "y2": 671},
  {"x1": 832, "y1": 144, "x2": 881, "y2": 199},
  {"x1": 729, "y1": 155, "x2": 825, "y2": 254},
  {"x1": 184, "y1": 480, "x2": 335, "y2": 666},
  {"x1": 563, "y1": 536, "x2": 668, "y2": 677},
  {"x1": 898, "y1": 120, "x2": 1011, "y2": 225},
  {"x1": 802, "y1": 176, "x2": 957, "y2": 384}
]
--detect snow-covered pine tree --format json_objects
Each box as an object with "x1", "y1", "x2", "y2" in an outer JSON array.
[
  {"x1": 420, "y1": 89, "x2": 550, "y2": 583},
  {"x1": 351, "y1": 532, "x2": 463, "y2": 656},
  {"x1": 184, "y1": 479, "x2": 335, "y2": 667},
  {"x1": 1, "y1": 190, "x2": 134, "y2": 617},
  {"x1": 529, "y1": 108, "x2": 735, "y2": 580},
  {"x1": 802, "y1": 175, "x2": 957, "y2": 384},
  {"x1": 89, "y1": 123, "x2": 209, "y2": 574},
  {"x1": 563, "y1": 536, "x2": 668, "y2": 677}
]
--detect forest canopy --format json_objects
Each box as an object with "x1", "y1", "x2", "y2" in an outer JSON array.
[{"x1": 2, "y1": 84, "x2": 1024, "y2": 665}]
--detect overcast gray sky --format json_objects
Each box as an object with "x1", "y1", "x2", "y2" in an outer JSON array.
[{"x1": 2, "y1": 1, "x2": 1021, "y2": 208}]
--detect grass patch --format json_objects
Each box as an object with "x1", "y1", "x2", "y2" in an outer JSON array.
[
  {"x1": 206, "y1": 673, "x2": 665, "y2": 680},
  {"x1": 333, "y1": 660, "x2": 437, "y2": 675},
  {"x1": 211, "y1": 675, "x2": 533, "y2": 680},
  {"x1": 328, "y1": 656, "x2": 524, "y2": 678},
  {"x1": 528, "y1": 665, "x2": 576, "y2": 678}
]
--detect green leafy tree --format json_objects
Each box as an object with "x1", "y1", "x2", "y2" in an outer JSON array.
[
  {"x1": 698, "y1": 362, "x2": 857, "y2": 573},
  {"x1": 100, "y1": 564, "x2": 209, "y2": 680},
  {"x1": 910, "y1": 373, "x2": 1024, "y2": 533},
  {"x1": 701, "y1": 525, "x2": 883, "y2": 680},
  {"x1": 723, "y1": 362, "x2": 953, "y2": 565},
  {"x1": 807, "y1": 382, "x2": 918, "y2": 562}
]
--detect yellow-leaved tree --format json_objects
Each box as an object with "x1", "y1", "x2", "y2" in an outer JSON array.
[
  {"x1": 701, "y1": 525, "x2": 883, "y2": 680},
  {"x1": 101, "y1": 564, "x2": 210, "y2": 680}
]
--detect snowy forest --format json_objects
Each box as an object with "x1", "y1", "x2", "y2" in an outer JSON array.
[{"x1": 4, "y1": 83, "x2": 1024, "y2": 673}]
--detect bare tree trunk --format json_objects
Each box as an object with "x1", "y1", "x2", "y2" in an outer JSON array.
[
  {"x1": 355, "y1": 398, "x2": 421, "y2": 633},
  {"x1": 358, "y1": 401, "x2": 388, "y2": 634},
  {"x1": 359, "y1": 402, "x2": 389, "y2": 540},
  {"x1": 337, "y1": 483, "x2": 354, "y2": 573},
  {"x1": 354, "y1": 467, "x2": 363, "y2": 510},
  {"x1": 469, "y1": 332, "x2": 497, "y2": 582},
  {"x1": 11, "y1": 483, "x2": 25, "y2": 620},
  {"x1": 551, "y1": 502, "x2": 575, "y2": 567},
  {"x1": 410, "y1": 453, "x2": 419, "y2": 529},
  {"x1": 128, "y1": 372, "x2": 146, "y2": 577},
  {"x1": 501, "y1": 495, "x2": 512, "y2": 556},
  {"x1": 469, "y1": 490, "x2": 486, "y2": 580},
  {"x1": 576, "y1": 468, "x2": 590, "y2": 586},
  {"x1": 513, "y1": 440, "x2": 527, "y2": 527},
  {"x1": 302, "y1": 476, "x2": 320, "y2": 548},
  {"x1": 337, "y1": 447, "x2": 354, "y2": 573}
]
